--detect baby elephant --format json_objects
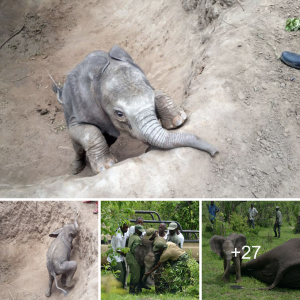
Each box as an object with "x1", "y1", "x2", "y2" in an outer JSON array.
[
  {"x1": 45, "y1": 220, "x2": 79, "y2": 297},
  {"x1": 210, "y1": 233, "x2": 247, "y2": 283},
  {"x1": 51, "y1": 45, "x2": 218, "y2": 175}
]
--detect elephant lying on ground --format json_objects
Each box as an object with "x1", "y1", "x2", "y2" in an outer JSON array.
[
  {"x1": 230, "y1": 238, "x2": 300, "y2": 289},
  {"x1": 210, "y1": 233, "x2": 247, "y2": 283},
  {"x1": 45, "y1": 220, "x2": 79, "y2": 297},
  {"x1": 51, "y1": 45, "x2": 218, "y2": 174}
]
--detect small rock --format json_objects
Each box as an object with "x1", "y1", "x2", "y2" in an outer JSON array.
[
  {"x1": 274, "y1": 166, "x2": 283, "y2": 173},
  {"x1": 280, "y1": 83, "x2": 286, "y2": 88},
  {"x1": 238, "y1": 91, "x2": 245, "y2": 100},
  {"x1": 36, "y1": 108, "x2": 49, "y2": 115},
  {"x1": 250, "y1": 170, "x2": 256, "y2": 176}
]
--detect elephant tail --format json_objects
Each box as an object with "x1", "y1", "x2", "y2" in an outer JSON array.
[
  {"x1": 46, "y1": 69, "x2": 63, "y2": 104},
  {"x1": 51, "y1": 271, "x2": 68, "y2": 295}
]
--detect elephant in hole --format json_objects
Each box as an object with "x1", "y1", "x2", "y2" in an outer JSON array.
[
  {"x1": 210, "y1": 233, "x2": 247, "y2": 283},
  {"x1": 51, "y1": 45, "x2": 218, "y2": 175},
  {"x1": 45, "y1": 220, "x2": 79, "y2": 297},
  {"x1": 229, "y1": 238, "x2": 300, "y2": 289}
]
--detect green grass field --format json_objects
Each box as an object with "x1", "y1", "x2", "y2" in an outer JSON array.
[
  {"x1": 102, "y1": 271, "x2": 198, "y2": 299},
  {"x1": 202, "y1": 226, "x2": 300, "y2": 299}
]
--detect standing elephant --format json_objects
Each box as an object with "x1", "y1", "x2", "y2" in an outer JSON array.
[
  {"x1": 230, "y1": 238, "x2": 300, "y2": 289},
  {"x1": 210, "y1": 233, "x2": 247, "y2": 283},
  {"x1": 45, "y1": 220, "x2": 79, "y2": 297},
  {"x1": 51, "y1": 45, "x2": 218, "y2": 174}
]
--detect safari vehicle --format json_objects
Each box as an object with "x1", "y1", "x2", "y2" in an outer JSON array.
[{"x1": 101, "y1": 210, "x2": 199, "y2": 265}]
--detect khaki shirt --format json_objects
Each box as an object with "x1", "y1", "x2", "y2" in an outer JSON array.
[{"x1": 159, "y1": 242, "x2": 186, "y2": 263}]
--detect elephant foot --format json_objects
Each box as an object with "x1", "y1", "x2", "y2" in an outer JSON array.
[
  {"x1": 71, "y1": 157, "x2": 86, "y2": 175},
  {"x1": 45, "y1": 290, "x2": 51, "y2": 297},
  {"x1": 155, "y1": 90, "x2": 187, "y2": 129},
  {"x1": 66, "y1": 280, "x2": 74, "y2": 288},
  {"x1": 89, "y1": 155, "x2": 118, "y2": 174}
]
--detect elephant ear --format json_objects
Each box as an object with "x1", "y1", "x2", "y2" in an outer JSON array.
[
  {"x1": 49, "y1": 227, "x2": 63, "y2": 238},
  {"x1": 209, "y1": 236, "x2": 226, "y2": 258},
  {"x1": 109, "y1": 45, "x2": 135, "y2": 63},
  {"x1": 234, "y1": 234, "x2": 247, "y2": 248}
]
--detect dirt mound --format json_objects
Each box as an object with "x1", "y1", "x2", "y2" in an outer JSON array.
[
  {"x1": 1, "y1": 0, "x2": 300, "y2": 197},
  {"x1": 0, "y1": 201, "x2": 98, "y2": 300}
]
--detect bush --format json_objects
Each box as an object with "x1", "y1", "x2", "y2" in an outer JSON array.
[{"x1": 160, "y1": 255, "x2": 199, "y2": 297}]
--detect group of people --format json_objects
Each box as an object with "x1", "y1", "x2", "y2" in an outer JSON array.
[
  {"x1": 209, "y1": 202, "x2": 283, "y2": 238},
  {"x1": 107, "y1": 217, "x2": 188, "y2": 294}
]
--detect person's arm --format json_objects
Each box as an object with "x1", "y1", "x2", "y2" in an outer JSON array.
[{"x1": 144, "y1": 261, "x2": 162, "y2": 275}]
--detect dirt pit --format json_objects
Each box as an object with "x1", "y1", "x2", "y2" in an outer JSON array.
[
  {"x1": 1, "y1": 0, "x2": 300, "y2": 197},
  {"x1": 0, "y1": 201, "x2": 98, "y2": 300}
]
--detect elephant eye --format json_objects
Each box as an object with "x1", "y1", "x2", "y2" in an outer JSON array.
[{"x1": 115, "y1": 110, "x2": 124, "y2": 117}]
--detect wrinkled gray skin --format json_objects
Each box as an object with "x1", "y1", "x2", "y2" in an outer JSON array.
[
  {"x1": 134, "y1": 237, "x2": 156, "y2": 286},
  {"x1": 229, "y1": 238, "x2": 300, "y2": 289},
  {"x1": 210, "y1": 233, "x2": 247, "y2": 283},
  {"x1": 45, "y1": 220, "x2": 79, "y2": 297},
  {"x1": 52, "y1": 45, "x2": 218, "y2": 175}
]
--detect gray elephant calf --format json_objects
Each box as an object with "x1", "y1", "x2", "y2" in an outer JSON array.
[
  {"x1": 45, "y1": 220, "x2": 79, "y2": 297},
  {"x1": 51, "y1": 45, "x2": 218, "y2": 174},
  {"x1": 210, "y1": 233, "x2": 247, "y2": 283}
]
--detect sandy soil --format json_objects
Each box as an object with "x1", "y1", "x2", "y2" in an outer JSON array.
[
  {"x1": 0, "y1": 0, "x2": 300, "y2": 197},
  {"x1": 0, "y1": 201, "x2": 98, "y2": 300}
]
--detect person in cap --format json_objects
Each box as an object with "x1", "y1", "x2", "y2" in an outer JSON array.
[
  {"x1": 144, "y1": 241, "x2": 189, "y2": 293},
  {"x1": 107, "y1": 223, "x2": 129, "y2": 288},
  {"x1": 128, "y1": 217, "x2": 146, "y2": 236},
  {"x1": 295, "y1": 212, "x2": 300, "y2": 234},
  {"x1": 274, "y1": 206, "x2": 282, "y2": 238},
  {"x1": 126, "y1": 224, "x2": 146, "y2": 294},
  {"x1": 166, "y1": 223, "x2": 180, "y2": 247},
  {"x1": 248, "y1": 203, "x2": 258, "y2": 229},
  {"x1": 144, "y1": 228, "x2": 167, "y2": 292}
]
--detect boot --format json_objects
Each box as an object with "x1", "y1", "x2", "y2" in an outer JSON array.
[
  {"x1": 129, "y1": 283, "x2": 136, "y2": 294},
  {"x1": 281, "y1": 51, "x2": 300, "y2": 69},
  {"x1": 140, "y1": 281, "x2": 151, "y2": 290},
  {"x1": 274, "y1": 232, "x2": 277, "y2": 238},
  {"x1": 136, "y1": 283, "x2": 142, "y2": 293}
]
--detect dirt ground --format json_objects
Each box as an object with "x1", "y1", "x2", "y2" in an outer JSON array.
[
  {"x1": 0, "y1": 0, "x2": 300, "y2": 197},
  {"x1": 0, "y1": 201, "x2": 98, "y2": 300}
]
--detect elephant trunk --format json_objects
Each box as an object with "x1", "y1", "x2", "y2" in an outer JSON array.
[
  {"x1": 221, "y1": 258, "x2": 231, "y2": 282},
  {"x1": 134, "y1": 108, "x2": 218, "y2": 156}
]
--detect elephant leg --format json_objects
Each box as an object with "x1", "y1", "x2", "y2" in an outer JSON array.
[
  {"x1": 71, "y1": 140, "x2": 86, "y2": 175},
  {"x1": 45, "y1": 271, "x2": 54, "y2": 297},
  {"x1": 69, "y1": 124, "x2": 117, "y2": 174},
  {"x1": 154, "y1": 90, "x2": 187, "y2": 129},
  {"x1": 234, "y1": 256, "x2": 242, "y2": 283},
  {"x1": 61, "y1": 274, "x2": 67, "y2": 286},
  {"x1": 57, "y1": 261, "x2": 77, "y2": 288}
]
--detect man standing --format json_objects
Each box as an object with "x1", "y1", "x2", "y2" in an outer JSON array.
[
  {"x1": 107, "y1": 224, "x2": 129, "y2": 288},
  {"x1": 166, "y1": 223, "x2": 180, "y2": 247},
  {"x1": 128, "y1": 217, "x2": 146, "y2": 236},
  {"x1": 157, "y1": 223, "x2": 167, "y2": 240},
  {"x1": 126, "y1": 224, "x2": 145, "y2": 294},
  {"x1": 295, "y1": 212, "x2": 300, "y2": 234},
  {"x1": 175, "y1": 227, "x2": 184, "y2": 249},
  {"x1": 209, "y1": 201, "x2": 219, "y2": 224},
  {"x1": 274, "y1": 206, "x2": 282, "y2": 238},
  {"x1": 248, "y1": 203, "x2": 258, "y2": 229}
]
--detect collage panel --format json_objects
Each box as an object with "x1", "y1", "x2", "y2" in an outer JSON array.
[
  {"x1": 101, "y1": 200, "x2": 200, "y2": 299},
  {"x1": 0, "y1": 200, "x2": 98, "y2": 300},
  {"x1": 202, "y1": 200, "x2": 300, "y2": 299}
]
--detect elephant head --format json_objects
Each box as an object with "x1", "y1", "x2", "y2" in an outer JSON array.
[
  {"x1": 210, "y1": 233, "x2": 247, "y2": 283},
  {"x1": 46, "y1": 220, "x2": 79, "y2": 297},
  {"x1": 98, "y1": 46, "x2": 218, "y2": 155}
]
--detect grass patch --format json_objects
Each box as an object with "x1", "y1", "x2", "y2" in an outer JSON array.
[{"x1": 202, "y1": 226, "x2": 300, "y2": 299}]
